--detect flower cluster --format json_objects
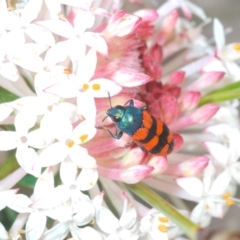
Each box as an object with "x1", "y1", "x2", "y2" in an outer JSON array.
[{"x1": 0, "y1": 0, "x2": 240, "y2": 239}]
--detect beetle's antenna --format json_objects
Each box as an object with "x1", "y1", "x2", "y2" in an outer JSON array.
[{"x1": 107, "y1": 92, "x2": 112, "y2": 108}]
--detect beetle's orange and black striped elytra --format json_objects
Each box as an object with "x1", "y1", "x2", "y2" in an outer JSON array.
[{"x1": 96, "y1": 95, "x2": 174, "y2": 156}]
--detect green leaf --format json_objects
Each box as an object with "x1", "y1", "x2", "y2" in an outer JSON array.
[
  {"x1": 199, "y1": 81, "x2": 240, "y2": 106},
  {"x1": 18, "y1": 174, "x2": 37, "y2": 188},
  {"x1": 0, "y1": 87, "x2": 18, "y2": 104},
  {"x1": 127, "y1": 182, "x2": 203, "y2": 240},
  {"x1": 0, "y1": 152, "x2": 20, "y2": 180}
]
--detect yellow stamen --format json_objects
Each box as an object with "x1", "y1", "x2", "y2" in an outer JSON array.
[
  {"x1": 18, "y1": 229, "x2": 26, "y2": 234},
  {"x1": 67, "y1": 140, "x2": 74, "y2": 148},
  {"x1": 233, "y1": 43, "x2": 240, "y2": 52},
  {"x1": 58, "y1": 13, "x2": 66, "y2": 20},
  {"x1": 79, "y1": 134, "x2": 88, "y2": 143},
  {"x1": 222, "y1": 192, "x2": 231, "y2": 199},
  {"x1": 225, "y1": 199, "x2": 235, "y2": 206},
  {"x1": 158, "y1": 224, "x2": 168, "y2": 233},
  {"x1": 205, "y1": 204, "x2": 210, "y2": 209},
  {"x1": 92, "y1": 83, "x2": 101, "y2": 90},
  {"x1": 158, "y1": 217, "x2": 169, "y2": 223},
  {"x1": 63, "y1": 68, "x2": 72, "y2": 74},
  {"x1": 82, "y1": 83, "x2": 89, "y2": 90}
]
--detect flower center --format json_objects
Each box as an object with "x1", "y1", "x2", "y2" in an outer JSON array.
[
  {"x1": 233, "y1": 43, "x2": 240, "y2": 52},
  {"x1": 83, "y1": 83, "x2": 89, "y2": 90},
  {"x1": 20, "y1": 136, "x2": 28, "y2": 144},
  {"x1": 66, "y1": 140, "x2": 75, "y2": 148},
  {"x1": 79, "y1": 134, "x2": 88, "y2": 143},
  {"x1": 63, "y1": 68, "x2": 72, "y2": 74},
  {"x1": 92, "y1": 83, "x2": 100, "y2": 90}
]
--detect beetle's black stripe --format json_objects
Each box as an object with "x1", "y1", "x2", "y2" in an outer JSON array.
[
  {"x1": 139, "y1": 116, "x2": 157, "y2": 144},
  {"x1": 149, "y1": 123, "x2": 169, "y2": 154},
  {"x1": 167, "y1": 139, "x2": 174, "y2": 154}
]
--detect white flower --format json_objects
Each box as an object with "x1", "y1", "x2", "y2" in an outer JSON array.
[{"x1": 96, "y1": 193, "x2": 141, "y2": 240}]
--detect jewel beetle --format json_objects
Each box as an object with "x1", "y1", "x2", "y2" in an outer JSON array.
[{"x1": 97, "y1": 95, "x2": 174, "y2": 156}]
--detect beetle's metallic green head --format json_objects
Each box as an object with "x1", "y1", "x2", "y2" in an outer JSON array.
[{"x1": 106, "y1": 106, "x2": 125, "y2": 123}]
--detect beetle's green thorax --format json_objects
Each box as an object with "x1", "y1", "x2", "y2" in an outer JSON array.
[{"x1": 107, "y1": 105, "x2": 143, "y2": 135}]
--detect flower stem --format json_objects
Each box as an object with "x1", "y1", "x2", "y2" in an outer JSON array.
[
  {"x1": 0, "y1": 152, "x2": 20, "y2": 180},
  {"x1": 199, "y1": 81, "x2": 240, "y2": 106},
  {"x1": 127, "y1": 182, "x2": 203, "y2": 240}
]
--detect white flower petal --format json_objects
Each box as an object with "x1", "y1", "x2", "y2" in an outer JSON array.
[
  {"x1": 0, "y1": 104, "x2": 13, "y2": 122},
  {"x1": 0, "y1": 222, "x2": 8, "y2": 239},
  {"x1": 213, "y1": 18, "x2": 225, "y2": 49},
  {"x1": 25, "y1": 211, "x2": 46, "y2": 240},
  {"x1": 28, "y1": 128, "x2": 49, "y2": 149},
  {"x1": 7, "y1": 194, "x2": 32, "y2": 213},
  {"x1": 96, "y1": 206, "x2": 118, "y2": 234},
  {"x1": 74, "y1": 11, "x2": 95, "y2": 35},
  {"x1": 60, "y1": 157, "x2": 77, "y2": 185},
  {"x1": 76, "y1": 168, "x2": 98, "y2": 191},
  {"x1": 38, "y1": 142, "x2": 68, "y2": 167},
  {"x1": 176, "y1": 177, "x2": 203, "y2": 198},
  {"x1": 89, "y1": 78, "x2": 122, "y2": 98},
  {"x1": 15, "y1": 113, "x2": 36, "y2": 135},
  {"x1": 42, "y1": 222, "x2": 69, "y2": 240},
  {"x1": 34, "y1": 167, "x2": 54, "y2": 200},
  {"x1": 71, "y1": 148, "x2": 96, "y2": 168},
  {"x1": 0, "y1": 62, "x2": 19, "y2": 81},
  {"x1": 0, "y1": 131, "x2": 18, "y2": 150},
  {"x1": 231, "y1": 162, "x2": 240, "y2": 184}
]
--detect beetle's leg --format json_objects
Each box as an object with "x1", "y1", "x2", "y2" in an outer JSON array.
[
  {"x1": 137, "y1": 144, "x2": 146, "y2": 152},
  {"x1": 96, "y1": 126, "x2": 123, "y2": 139},
  {"x1": 123, "y1": 99, "x2": 134, "y2": 107}
]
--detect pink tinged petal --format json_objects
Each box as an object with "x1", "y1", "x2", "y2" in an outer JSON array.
[
  {"x1": 21, "y1": 0, "x2": 43, "y2": 25},
  {"x1": 186, "y1": 72, "x2": 225, "y2": 91},
  {"x1": 134, "y1": 9, "x2": 158, "y2": 22},
  {"x1": 179, "y1": 91, "x2": 201, "y2": 113},
  {"x1": 175, "y1": 177, "x2": 204, "y2": 198},
  {"x1": 25, "y1": 211, "x2": 46, "y2": 240},
  {"x1": 81, "y1": 32, "x2": 108, "y2": 57},
  {"x1": 157, "y1": 10, "x2": 178, "y2": 44},
  {"x1": 34, "y1": 167, "x2": 54, "y2": 200},
  {"x1": 165, "y1": 156, "x2": 209, "y2": 177},
  {"x1": 0, "y1": 222, "x2": 8, "y2": 239},
  {"x1": 105, "y1": 10, "x2": 141, "y2": 37},
  {"x1": 76, "y1": 168, "x2": 98, "y2": 191},
  {"x1": 89, "y1": 78, "x2": 122, "y2": 97},
  {"x1": 202, "y1": 142, "x2": 229, "y2": 166},
  {"x1": 60, "y1": 157, "x2": 77, "y2": 185},
  {"x1": 72, "y1": 227, "x2": 104, "y2": 240},
  {"x1": 159, "y1": 94, "x2": 178, "y2": 124},
  {"x1": 36, "y1": 20, "x2": 75, "y2": 39},
  {"x1": 113, "y1": 71, "x2": 151, "y2": 87},
  {"x1": 168, "y1": 71, "x2": 185, "y2": 86},
  {"x1": 96, "y1": 206, "x2": 118, "y2": 234},
  {"x1": 209, "y1": 169, "x2": 232, "y2": 195},
  {"x1": 171, "y1": 133, "x2": 184, "y2": 152},
  {"x1": 213, "y1": 18, "x2": 225, "y2": 50},
  {"x1": 15, "y1": 113, "x2": 36, "y2": 135},
  {"x1": 169, "y1": 104, "x2": 219, "y2": 132},
  {"x1": 98, "y1": 165, "x2": 153, "y2": 184},
  {"x1": 37, "y1": 142, "x2": 68, "y2": 167},
  {"x1": 147, "y1": 156, "x2": 168, "y2": 176},
  {"x1": 0, "y1": 131, "x2": 18, "y2": 150},
  {"x1": 77, "y1": 93, "x2": 96, "y2": 121},
  {"x1": 0, "y1": 62, "x2": 19, "y2": 81},
  {"x1": 7, "y1": 194, "x2": 33, "y2": 213},
  {"x1": 120, "y1": 147, "x2": 146, "y2": 167},
  {"x1": 42, "y1": 222, "x2": 69, "y2": 240}
]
